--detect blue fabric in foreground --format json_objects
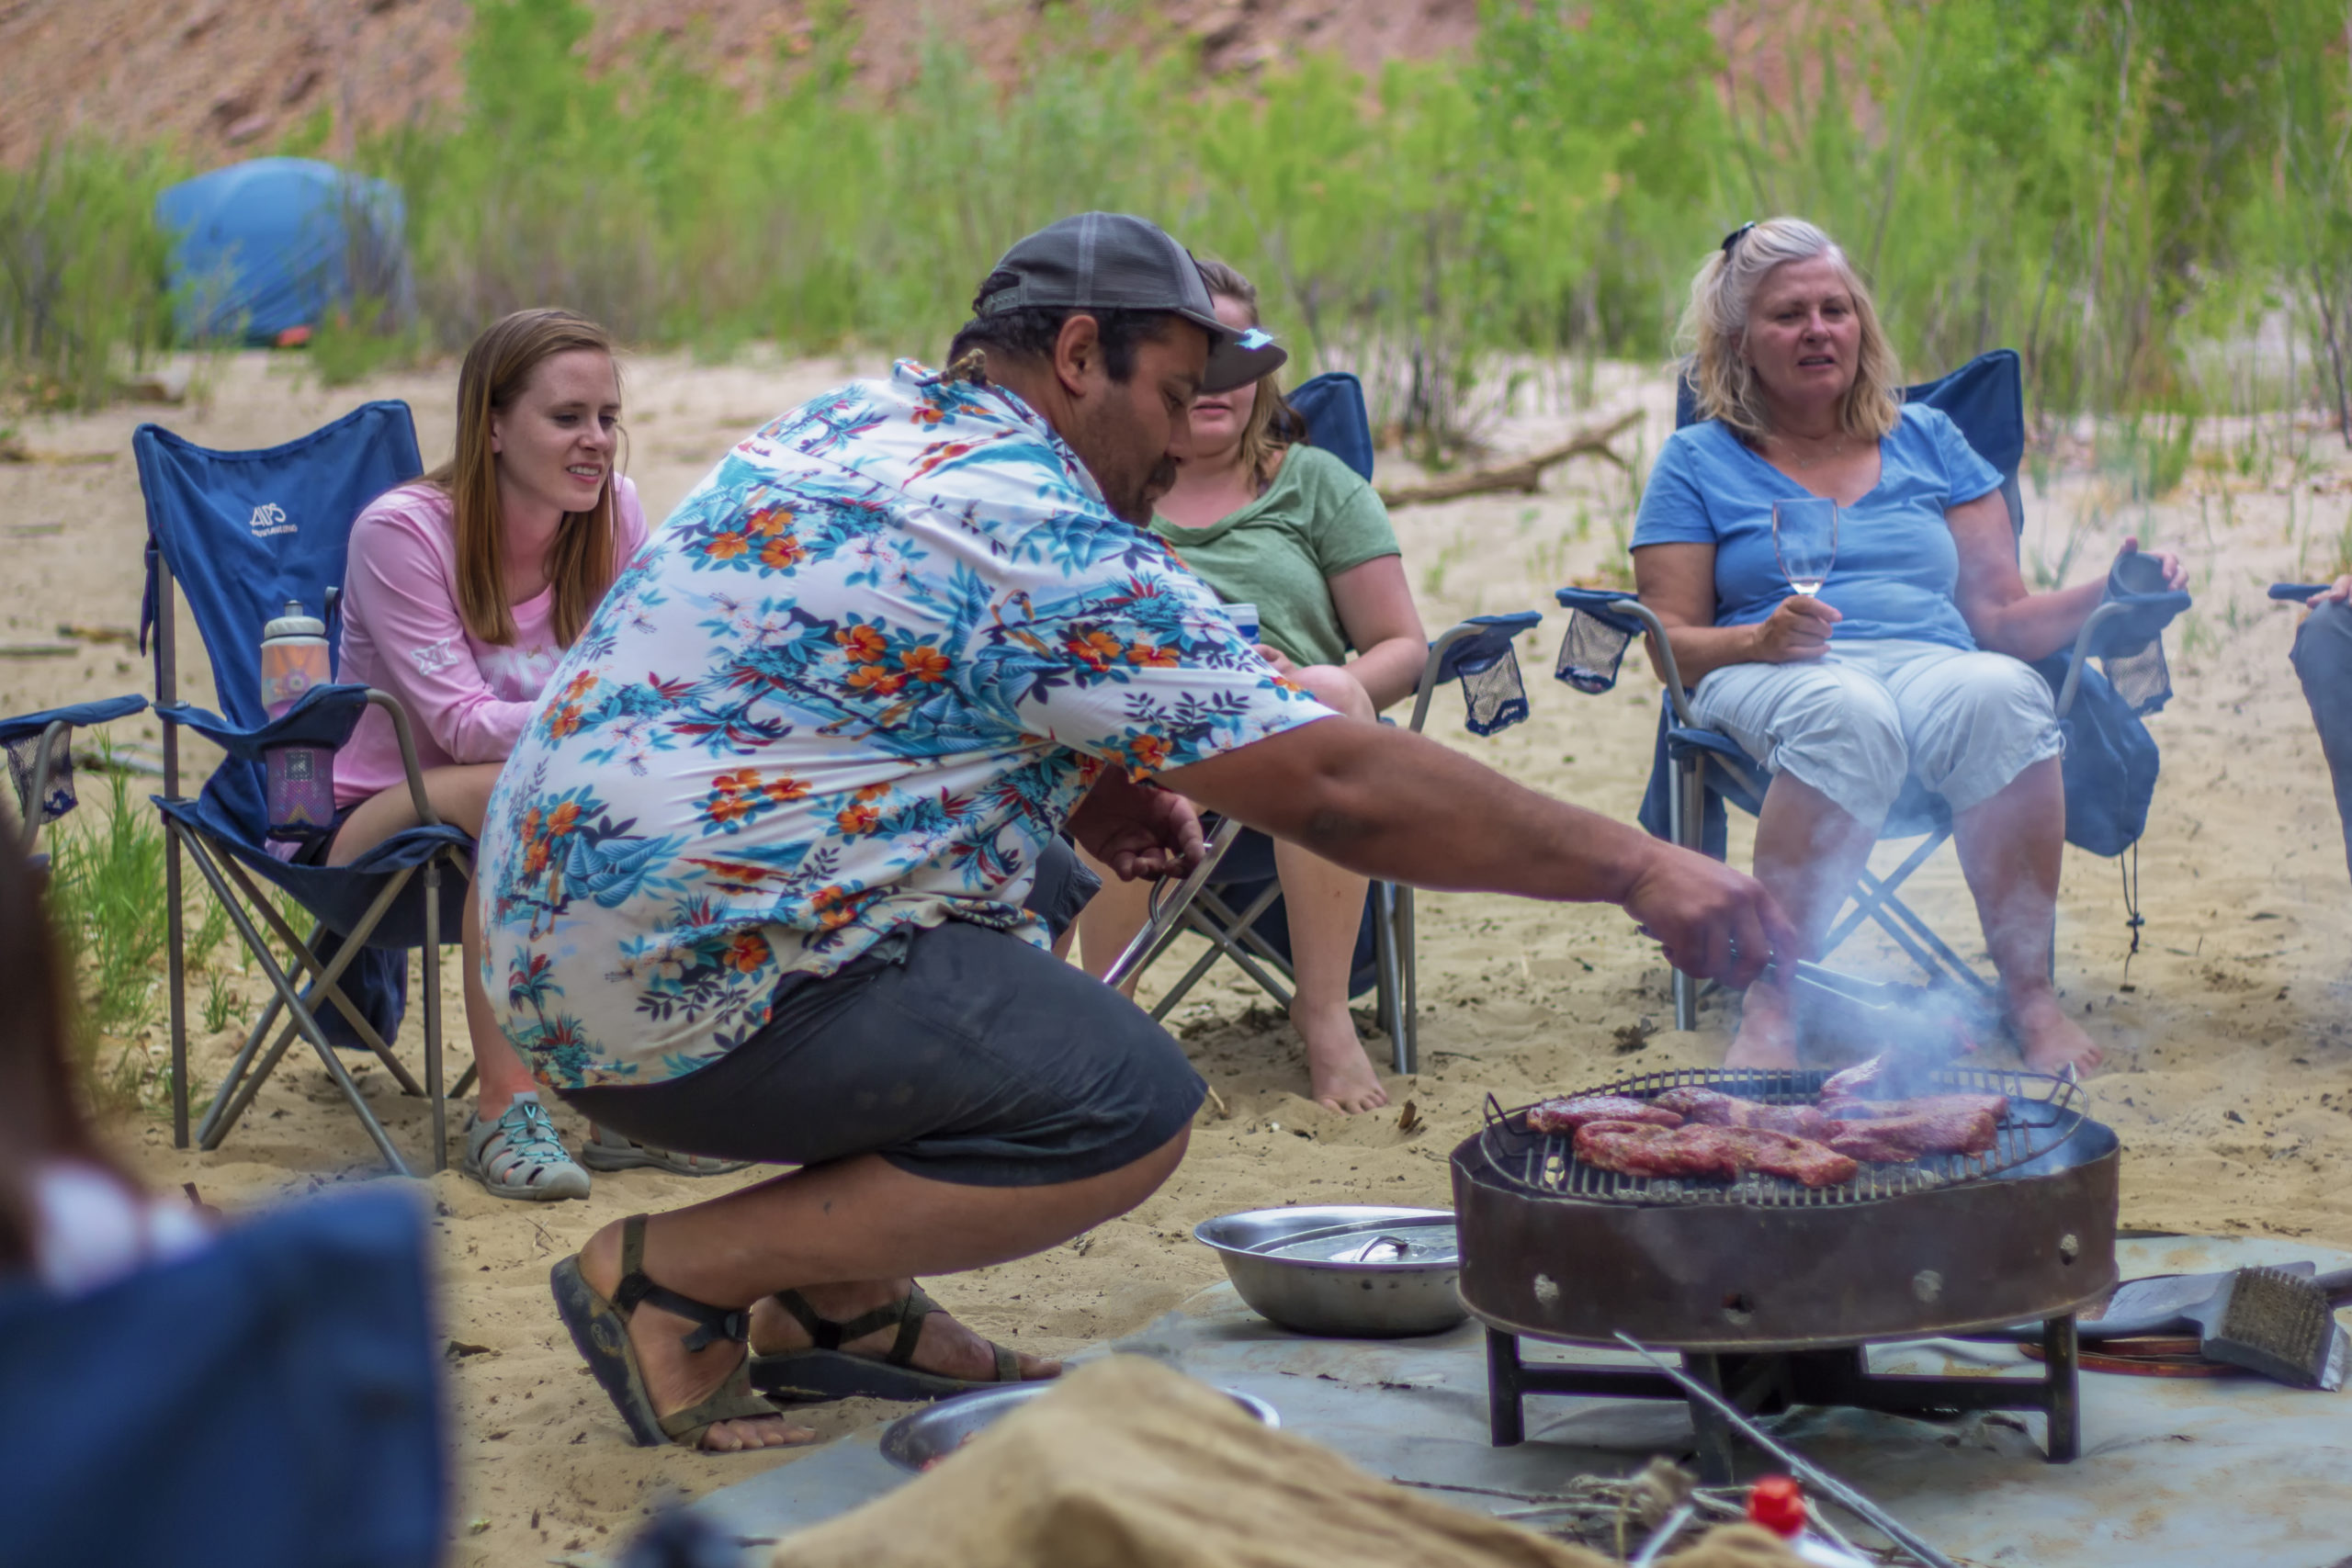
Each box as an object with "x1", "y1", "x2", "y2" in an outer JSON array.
[{"x1": 0, "y1": 1187, "x2": 444, "y2": 1568}]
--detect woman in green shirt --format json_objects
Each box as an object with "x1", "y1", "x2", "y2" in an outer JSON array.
[{"x1": 1078, "y1": 261, "x2": 1428, "y2": 1114}]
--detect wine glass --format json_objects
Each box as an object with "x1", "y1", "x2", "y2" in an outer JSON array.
[{"x1": 1772, "y1": 497, "x2": 1838, "y2": 598}]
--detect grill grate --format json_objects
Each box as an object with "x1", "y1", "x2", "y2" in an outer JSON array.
[{"x1": 1477, "y1": 1066, "x2": 2086, "y2": 1209}]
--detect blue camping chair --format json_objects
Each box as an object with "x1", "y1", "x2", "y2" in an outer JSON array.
[
  {"x1": 1555, "y1": 350, "x2": 2189, "y2": 1029},
  {"x1": 0, "y1": 1187, "x2": 444, "y2": 1566},
  {"x1": 1, "y1": 695, "x2": 149, "y2": 865},
  {"x1": 1104, "y1": 372, "x2": 1544, "y2": 1075},
  {"x1": 137, "y1": 401, "x2": 472, "y2": 1174}
]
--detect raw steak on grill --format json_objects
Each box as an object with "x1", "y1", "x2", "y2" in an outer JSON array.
[
  {"x1": 1527, "y1": 1095, "x2": 1683, "y2": 1134},
  {"x1": 1572, "y1": 1121, "x2": 1741, "y2": 1180},
  {"x1": 1819, "y1": 1053, "x2": 1894, "y2": 1100},
  {"x1": 1655, "y1": 1087, "x2": 1832, "y2": 1138},
  {"x1": 1826, "y1": 1108, "x2": 1998, "y2": 1162},
  {"x1": 1573, "y1": 1121, "x2": 1859, "y2": 1188},
  {"x1": 1713, "y1": 1126, "x2": 1860, "y2": 1188},
  {"x1": 1822, "y1": 1092, "x2": 2009, "y2": 1123}
]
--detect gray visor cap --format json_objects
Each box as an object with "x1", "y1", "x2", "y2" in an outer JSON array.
[{"x1": 972, "y1": 212, "x2": 1288, "y2": 395}]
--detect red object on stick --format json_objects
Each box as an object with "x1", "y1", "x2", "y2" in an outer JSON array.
[{"x1": 1747, "y1": 1475, "x2": 1807, "y2": 1538}]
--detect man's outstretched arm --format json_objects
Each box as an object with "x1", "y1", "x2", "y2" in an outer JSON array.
[{"x1": 1159, "y1": 716, "x2": 1796, "y2": 988}]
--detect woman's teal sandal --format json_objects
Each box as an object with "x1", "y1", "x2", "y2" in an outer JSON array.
[
  {"x1": 751, "y1": 1283, "x2": 1030, "y2": 1403},
  {"x1": 549, "y1": 1213, "x2": 789, "y2": 1449}
]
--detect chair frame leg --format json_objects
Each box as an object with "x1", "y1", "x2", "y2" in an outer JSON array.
[
  {"x1": 175, "y1": 829, "x2": 415, "y2": 1175},
  {"x1": 1147, "y1": 882, "x2": 1288, "y2": 1022},
  {"x1": 1668, "y1": 755, "x2": 1705, "y2": 1032},
  {"x1": 423, "y1": 855, "x2": 447, "y2": 1171},
  {"x1": 217, "y1": 854, "x2": 424, "y2": 1095}
]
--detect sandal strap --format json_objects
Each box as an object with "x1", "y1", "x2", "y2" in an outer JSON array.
[
  {"x1": 883, "y1": 1284, "x2": 944, "y2": 1368},
  {"x1": 769, "y1": 1282, "x2": 1025, "y2": 1382},
  {"x1": 657, "y1": 1356, "x2": 782, "y2": 1447},
  {"x1": 770, "y1": 1289, "x2": 842, "y2": 1349},
  {"x1": 609, "y1": 1213, "x2": 750, "y2": 1354}
]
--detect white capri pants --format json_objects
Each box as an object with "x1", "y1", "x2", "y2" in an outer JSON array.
[{"x1": 1688, "y1": 638, "x2": 2061, "y2": 828}]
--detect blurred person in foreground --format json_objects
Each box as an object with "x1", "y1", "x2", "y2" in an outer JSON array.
[
  {"x1": 1077, "y1": 257, "x2": 1425, "y2": 1114},
  {"x1": 325, "y1": 308, "x2": 738, "y2": 1201},
  {"x1": 1633, "y1": 216, "x2": 2188, "y2": 1076},
  {"x1": 2291, "y1": 578, "x2": 2352, "y2": 883},
  {"x1": 480, "y1": 212, "x2": 1793, "y2": 1451},
  {"x1": 0, "y1": 849, "x2": 209, "y2": 1294}
]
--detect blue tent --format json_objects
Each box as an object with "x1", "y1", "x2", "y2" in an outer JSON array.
[{"x1": 157, "y1": 158, "x2": 414, "y2": 344}]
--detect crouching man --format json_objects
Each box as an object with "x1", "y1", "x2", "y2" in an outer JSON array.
[{"x1": 484, "y1": 212, "x2": 1796, "y2": 1450}]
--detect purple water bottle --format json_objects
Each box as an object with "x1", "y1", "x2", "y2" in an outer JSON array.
[{"x1": 259, "y1": 600, "x2": 336, "y2": 839}]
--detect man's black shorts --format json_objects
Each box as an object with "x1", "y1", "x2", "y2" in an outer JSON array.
[{"x1": 559, "y1": 840, "x2": 1203, "y2": 1187}]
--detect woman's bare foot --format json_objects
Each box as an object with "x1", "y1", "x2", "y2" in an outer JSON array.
[
  {"x1": 1724, "y1": 975, "x2": 1799, "y2": 1069},
  {"x1": 578, "y1": 1226, "x2": 814, "y2": 1452},
  {"x1": 2010, "y1": 989, "x2": 2102, "y2": 1075},
  {"x1": 1294, "y1": 999, "x2": 1389, "y2": 1113},
  {"x1": 748, "y1": 1280, "x2": 1061, "y2": 1380}
]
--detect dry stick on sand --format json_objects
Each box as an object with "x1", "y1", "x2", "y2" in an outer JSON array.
[{"x1": 1375, "y1": 410, "x2": 1642, "y2": 509}]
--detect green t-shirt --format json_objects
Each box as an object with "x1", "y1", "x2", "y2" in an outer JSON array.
[{"x1": 1148, "y1": 444, "x2": 1401, "y2": 668}]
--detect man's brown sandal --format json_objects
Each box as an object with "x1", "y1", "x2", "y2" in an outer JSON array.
[
  {"x1": 549, "y1": 1213, "x2": 796, "y2": 1449},
  {"x1": 749, "y1": 1283, "x2": 1038, "y2": 1403}
]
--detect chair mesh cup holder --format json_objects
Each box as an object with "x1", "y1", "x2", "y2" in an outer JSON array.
[
  {"x1": 6, "y1": 732, "x2": 74, "y2": 826},
  {"x1": 2100, "y1": 639, "x2": 2172, "y2": 716},
  {"x1": 1457, "y1": 644, "x2": 1532, "y2": 736},
  {"x1": 1554, "y1": 609, "x2": 1639, "y2": 695}
]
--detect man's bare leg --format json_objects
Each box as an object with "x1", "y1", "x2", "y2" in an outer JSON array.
[
  {"x1": 573, "y1": 1128, "x2": 1191, "y2": 1450},
  {"x1": 1952, "y1": 756, "x2": 2099, "y2": 1074},
  {"x1": 1074, "y1": 848, "x2": 1152, "y2": 995},
  {"x1": 1730, "y1": 773, "x2": 1878, "y2": 1068}
]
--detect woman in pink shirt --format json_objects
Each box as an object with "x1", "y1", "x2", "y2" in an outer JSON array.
[{"x1": 327, "y1": 309, "x2": 729, "y2": 1200}]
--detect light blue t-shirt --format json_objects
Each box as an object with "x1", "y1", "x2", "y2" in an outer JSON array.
[{"x1": 1630, "y1": 402, "x2": 2004, "y2": 650}]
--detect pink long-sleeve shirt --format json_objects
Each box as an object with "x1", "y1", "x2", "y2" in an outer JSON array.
[{"x1": 334, "y1": 479, "x2": 650, "y2": 807}]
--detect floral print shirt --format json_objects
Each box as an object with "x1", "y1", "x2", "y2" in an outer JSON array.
[{"x1": 477, "y1": 360, "x2": 1333, "y2": 1089}]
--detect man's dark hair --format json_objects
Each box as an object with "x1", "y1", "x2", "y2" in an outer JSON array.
[{"x1": 947, "y1": 287, "x2": 1176, "y2": 385}]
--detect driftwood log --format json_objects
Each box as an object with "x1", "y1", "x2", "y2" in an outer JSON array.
[{"x1": 1375, "y1": 409, "x2": 1643, "y2": 509}]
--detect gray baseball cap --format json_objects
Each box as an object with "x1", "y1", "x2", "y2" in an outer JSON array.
[{"x1": 972, "y1": 212, "x2": 1288, "y2": 395}]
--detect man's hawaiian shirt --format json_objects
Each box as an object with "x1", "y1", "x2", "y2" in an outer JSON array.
[{"x1": 477, "y1": 360, "x2": 1334, "y2": 1089}]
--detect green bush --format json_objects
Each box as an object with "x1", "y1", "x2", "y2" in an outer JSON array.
[{"x1": 0, "y1": 140, "x2": 181, "y2": 409}]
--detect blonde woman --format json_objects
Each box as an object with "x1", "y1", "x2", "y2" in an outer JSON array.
[
  {"x1": 1077, "y1": 260, "x2": 1427, "y2": 1114},
  {"x1": 1633, "y1": 218, "x2": 2186, "y2": 1076},
  {"x1": 325, "y1": 308, "x2": 728, "y2": 1198}
]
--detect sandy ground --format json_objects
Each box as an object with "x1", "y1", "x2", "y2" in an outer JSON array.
[{"x1": 8, "y1": 346, "x2": 2352, "y2": 1563}]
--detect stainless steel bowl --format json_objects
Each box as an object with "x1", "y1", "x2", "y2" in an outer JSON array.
[
  {"x1": 1193, "y1": 1204, "x2": 1466, "y2": 1337},
  {"x1": 879, "y1": 1378, "x2": 1278, "y2": 1472}
]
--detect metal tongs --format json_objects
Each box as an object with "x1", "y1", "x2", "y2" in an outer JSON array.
[{"x1": 1786, "y1": 961, "x2": 1992, "y2": 1097}]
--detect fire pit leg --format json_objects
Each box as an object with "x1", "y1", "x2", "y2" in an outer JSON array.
[
  {"x1": 1681, "y1": 1351, "x2": 1741, "y2": 1486},
  {"x1": 2041, "y1": 1314, "x2": 2080, "y2": 1462},
  {"x1": 1486, "y1": 1326, "x2": 1526, "y2": 1447}
]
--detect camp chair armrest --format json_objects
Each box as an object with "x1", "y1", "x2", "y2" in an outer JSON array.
[
  {"x1": 1408, "y1": 626, "x2": 1480, "y2": 733},
  {"x1": 1408, "y1": 613, "x2": 1545, "y2": 734},
  {"x1": 2271, "y1": 582, "x2": 2329, "y2": 604},
  {"x1": 362, "y1": 690, "x2": 444, "y2": 829},
  {"x1": 1551, "y1": 589, "x2": 1702, "y2": 728}
]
